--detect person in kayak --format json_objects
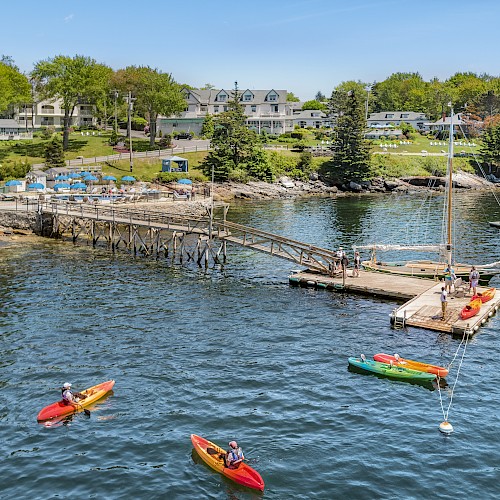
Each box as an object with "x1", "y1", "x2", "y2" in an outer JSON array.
[
  {"x1": 225, "y1": 441, "x2": 244, "y2": 468},
  {"x1": 61, "y1": 382, "x2": 87, "y2": 405}
]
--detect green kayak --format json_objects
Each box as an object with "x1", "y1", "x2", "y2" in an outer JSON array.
[{"x1": 348, "y1": 357, "x2": 436, "y2": 381}]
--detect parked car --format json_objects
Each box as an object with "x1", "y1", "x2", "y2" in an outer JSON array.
[{"x1": 174, "y1": 133, "x2": 193, "y2": 140}]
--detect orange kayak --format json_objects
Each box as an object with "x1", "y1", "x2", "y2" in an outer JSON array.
[
  {"x1": 191, "y1": 434, "x2": 264, "y2": 491},
  {"x1": 460, "y1": 298, "x2": 482, "y2": 320},
  {"x1": 373, "y1": 353, "x2": 448, "y2": 377},
  {"x1": 37, "y1": 380, "x2": 115, "y2": 421},
  {"x1": 472, "y1": 287, "x2": 496, "y2": 303}
]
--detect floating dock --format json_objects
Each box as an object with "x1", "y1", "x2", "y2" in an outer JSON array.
[{"x1": 289, "y1": 270, "x2": 499, "y2": 335}]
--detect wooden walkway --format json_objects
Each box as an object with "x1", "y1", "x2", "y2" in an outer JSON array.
[
  {"x1": 288, "y1": 269, "x2": 435, "y2": 301},
  {"x1": 289, "y1": 270, "x2": 499, "y2": 335},
  {"x1": 392, "y1": 283, "x2": 500, "y2": 335}
]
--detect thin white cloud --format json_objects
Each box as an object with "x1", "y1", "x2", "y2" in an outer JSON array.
[{"x1": 64, "y1": 14, "x2": 74, "y2": 23}]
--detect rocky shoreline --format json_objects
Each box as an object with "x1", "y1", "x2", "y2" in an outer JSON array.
[{"x1": 208, "y1": 170, "x2": 498, "y2": 202}]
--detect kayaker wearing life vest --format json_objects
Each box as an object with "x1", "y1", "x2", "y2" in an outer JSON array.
[
  {"x1": 226, "y1": 441, "x2": 244, "y2": 468},
  {"x1": 61, "y1": 382, "x2": 86, "y2": 405}
]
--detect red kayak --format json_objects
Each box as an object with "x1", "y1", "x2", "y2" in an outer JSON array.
[
  {"x1": 37, "y1": 380, "x2": 115, "y2": 421},
  {"x1": 472, "y1": 287, "x2": 496, "y2": 303},
  {"x1": 460, "y1": 298, "x2": 482, "y2": 320},
  {"x1": 191, "y1": 434, "x2": 264, "y2": 491},
  {"x1": 373, "y1": 353, "x2": 448, "y2": 377}
]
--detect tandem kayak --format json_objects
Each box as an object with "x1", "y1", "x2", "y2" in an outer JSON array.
[
  {"x1": 472, "y1": 287, "x2": 496, "y2": 304},
  {"x1": 373, "y1": 353, "x2": 448, "y2": 377},
  {"x1": 460, "y1": 298, "x2": 482, "y2": 320},
  {"x1": 191, "y1": 434, "x2": 265, "y2": 491},
  {"x1": 348, "y1": 357, "x2": 436, "y2": 381},
  {"x1": 37, "y1": 380, "x2": 115, "y2": 421}
]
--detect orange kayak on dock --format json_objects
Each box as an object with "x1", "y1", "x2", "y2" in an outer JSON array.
[
  {"x1": 37, "y1": 380, "x2": 115, "y2": 421},
  {"x1": 472, "y1": 287, "x2": 496, "y2": 303},
  {"x1": 460, "y1": 298, "x2": 482, "y2": 320},
  {"x1": 373, "y1": 353, "x2": 448, "y2": 377},
  {"x1": 191, "y1": 434, "x2": 265, "y2": 491}
]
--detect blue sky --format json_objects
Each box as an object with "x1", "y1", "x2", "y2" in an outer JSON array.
[{"x1": 3, "y1": 0, "x2": 499, "y2": 100}]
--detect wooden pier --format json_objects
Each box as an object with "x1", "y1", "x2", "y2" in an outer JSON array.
[{"x1": 289, "y1": 270, "x2": 499, "y2": 335}]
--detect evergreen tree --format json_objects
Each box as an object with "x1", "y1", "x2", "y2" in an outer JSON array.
[
  {"x1": 44, "y1": 136, "x2": 65, "y2": 168},
  {"x1": 201, "y1": 113, "x2": 215, "y2": 139},
  {"x1": 328, "y1": 88, "x2": 371, "y2": 182},
  {"x1": 202, "y1": 83, "x2": 267, "y2": 181},
  {"x1": 479, "y1": 124, "x2": 500, "y2": 171}
]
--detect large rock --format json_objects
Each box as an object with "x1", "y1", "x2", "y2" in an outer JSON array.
[{"x1": 349, "y1": 181, "x2": 363, "y2": 192}]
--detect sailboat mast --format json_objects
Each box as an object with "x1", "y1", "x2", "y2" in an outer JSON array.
[{"x1": 446, "y1": 106, "x2": 454, "y2": 269}]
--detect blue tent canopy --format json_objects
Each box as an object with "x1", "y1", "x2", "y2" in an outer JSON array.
[
  {"x1": 83, "y1": 175, "x2": 98, "y2": 181},
  {"x1": 68, "y1": 172, "x2": 82, "y2": 179},
  {"x1": 27, "y1": 182, "x2": 45, "y2": 189},
  {"x1": 54, "y1": 183, "x2": 71, "y2": 190},
  {"x1": 102, "y1": 175, "x2": 117, "y2": 181},
  {"x1": 5, "y1": 180, "x2": 22, "y2": 186},
  {"x1": 70, "y1": 182, "x2": 87, "y2": 190},
  {"x1": 177, "y1": 178, "x2": 192, "y2": 185},
  {"x1": 121, "y1": 176, "x2": 136, "y2": 182},
  {"x1": 55, "y1": 175, "x2": 69, "y2": 181}
]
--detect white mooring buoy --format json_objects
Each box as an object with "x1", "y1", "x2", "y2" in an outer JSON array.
[{"x1": 439, "y1": 421, "x2": 454, "y2": 434}]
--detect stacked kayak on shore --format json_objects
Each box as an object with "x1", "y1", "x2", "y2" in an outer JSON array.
[
  {"x1": 373, "y1": 353, "x2": 449, "y2": 377},
  {"x1": 191, "y1": 434, "x2": 265, "y2": 491},
  {"x1": 37, "y1": 380, "x2": 115, "y2": 421},
  {"x1": 348, "y1": 357, "x2": 437, "y2": 381}
]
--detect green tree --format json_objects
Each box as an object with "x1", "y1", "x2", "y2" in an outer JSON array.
[
  {"x1": 202, "y1": 85, "x2": 264, "y2": 181},
  {"x1": 444, "y1": 72, "x2": 487, "y2": 111},
  {"x1": 286, "y1": 91, "x2": 300, "y2": 102},
  {"x1": 0, "y1": 59, "x2": 31, "y2": 114},
  {"x1": 328, "y1": 88, "x2": 371, "y2": 182},
  {"x1": 479, "y1": 124, "x2": 500, "y2": 171},
  {"x1": 315, "y1": 91, "x2": 326, "y2": 101},
  {"x1": 302, "y1": 99, "x2": 327, "y2": 110},
  {"x1": 201, "y1": 113, "x2": 215, "y2": 138},
  {"x1": 112, "y1": 66, "x2": 185, "y2": 148},
  {"x1": 372, "y1": 72, "x2": 428, "y2": 112},
  {"x1": 32, "y1": 55, "x2": 112, "y2": 150},
  {"x1": 44, "y1": 136, "x2": 65, "y2": 168}
]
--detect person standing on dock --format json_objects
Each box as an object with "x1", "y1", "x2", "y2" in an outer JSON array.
[
  {"x1": 341, "y1": 252, "x2": 349, "y2": 279},
  {"x1": 353, "y1": 251, "x2": 360, "y2": 277},
  {"x1": 444, "y1": 265, "x2": 455, "y2": 293},
  {"x1": 469, "y1": 266, "x2": 479, "y2": 296},
  {"x1": 440, "y1": 287, "x2": 448, "y2": 320}
]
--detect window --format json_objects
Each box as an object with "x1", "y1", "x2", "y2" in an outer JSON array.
[
  {"x1": 214, "y1": 106, "x2": 219, "y2": 113},
  {"x1": 223, "y1": 106, "x2": 228, "y2": 112},
  {"x1": 217, "y1": 94, "x2": 226, "y2": 102},
  {"x1": 251, "y1": 105, "x2": 256, "y2": 113},
  {"x1": 385, "y1": 113, "x2": 394, "y2": 119},
  {"x1": 268, "y1": 93, "x2": 277, "y2": 101},
  {"x1": 243, "y1": 94, "x2": 252, "y2": 101},
  {"x1": 401, "y1": 113, "x2": 409, "y2": 119},
  {"x1": 272, "y1": 105, "x2": 279, "y2": 112},
  {"x1": 201, "y1": 106, "x2": 207, "y2": 112}
]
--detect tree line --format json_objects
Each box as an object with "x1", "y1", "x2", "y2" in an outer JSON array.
[{"x1": 1, "y1": 55, "x2": 500, "y2": 183}]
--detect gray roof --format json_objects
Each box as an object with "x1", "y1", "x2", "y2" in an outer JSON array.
[
  {"x1": 429, "y1": 113, "x2": 466, "y2": 126},
  {"x1": 0, "y1": 119, "x2": 22, "y2": 128},
  {"x1": 293, "y1": 110, "x2": 327, "y2": 119},
  {"x1": 368, "y1": 111, "x2": 428, "y2": 121},
  {"x1": 185, "y1": 88, "x2": 288, "y2": 105}
]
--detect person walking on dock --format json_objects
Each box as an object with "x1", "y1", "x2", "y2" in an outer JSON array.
[
  {"x1": 444, "y1": 265, "x2": 455, "y2": 293},
  {"x1": 440, "y1": 287, "x2": 448, "y2": 320}
]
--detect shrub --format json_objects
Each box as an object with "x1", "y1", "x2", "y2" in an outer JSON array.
[
  {"x1": 291, "y1": 129, "x2": 307, "y2": 139},
  {"x1": 228, "y1": 168, "x2": 249, "y2": 183},
  {"x1": 41, "y1": 126, "x2": 55, "y2": 140},
  {"x1": 158, "y1": 135, "x2": 172, "y2": 149}
]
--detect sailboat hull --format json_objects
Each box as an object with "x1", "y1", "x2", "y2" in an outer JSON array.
[{"x1": 362, "y1": 259, "x2": 497, "y2": 285}]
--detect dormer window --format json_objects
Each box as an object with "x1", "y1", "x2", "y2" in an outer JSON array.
[
  {"x1": 401, "y1": 113, "x2": 409, "y2": 119},
  {"x1": 217, "y1": 94, "x2": 227, "y2": 102},
  {"x1": 268, "y1": 94, "x2": 277, "y2": 102},
  {"x1": 385, "y1": 113, "x2": 394, "y2": 119},
  {"x1": 243, "y1": 94, "x2": 252, "y2": 101}
]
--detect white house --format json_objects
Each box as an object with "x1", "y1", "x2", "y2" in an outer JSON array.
[
  {"x1": 367, "y1": 111, "x2": 429, "y2": 131},
  {"x1": 158, "y1": 88, "x2": 296, "y2": 136},
  {"x1": 292, "y1": 108, "x2": 330, "y2": 129},
  {"x1": 0, "y1": 119, "x2": 25, "y2": 140},
  {"x1": 13, "y1": 99, "x2": 97, "y2": 130}
]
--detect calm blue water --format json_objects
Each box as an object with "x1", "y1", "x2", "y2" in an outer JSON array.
[{"x1": 1, "y1": 191, "x2": 499, "y2": 499}]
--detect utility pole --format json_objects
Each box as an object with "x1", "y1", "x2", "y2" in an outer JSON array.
[
  {"x1": 127, "y1": 91, "x2": 134, "y2": 172},
  {"x1": 113, "y1": 90, "x2": 118, "y2": 134}
]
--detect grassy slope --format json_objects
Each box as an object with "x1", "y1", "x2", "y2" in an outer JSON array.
[{"x1": 0, "y1": 130, "x2": 480, "y2": 182}]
